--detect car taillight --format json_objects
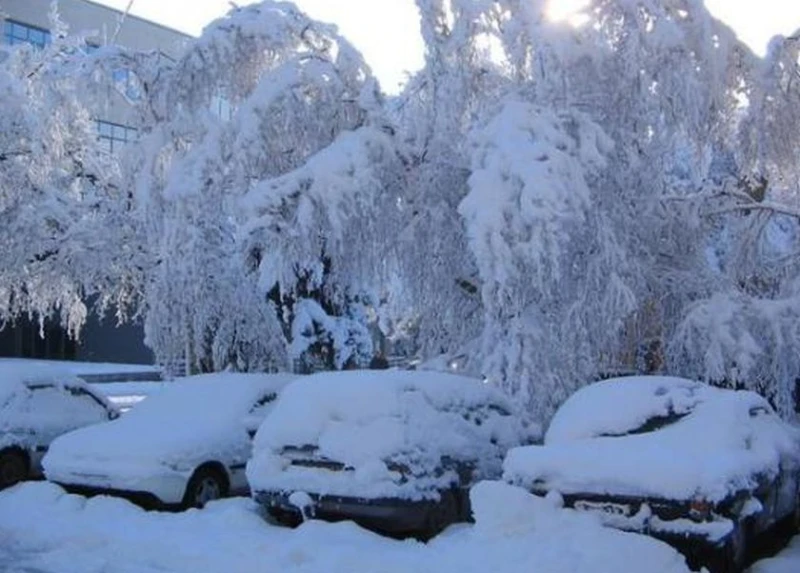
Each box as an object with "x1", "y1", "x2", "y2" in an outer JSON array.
[{"x1": 689, "y1": 498, "x2": 712, "y2": 522}]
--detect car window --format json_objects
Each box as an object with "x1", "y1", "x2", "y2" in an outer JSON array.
[
  {"x1": 25, "y1": 384, "x2": 111, "y2": 431},
  {"x1": 0, "y1": 388, "x2": 17, "y2": 412},
  {"x1": 749, "y1": 405, "x2": 773, "y2": 418},
  {"x1": 454, "y1": 402, "x2": 512, "y2": 427},
  {"x1": 598, "y1": 411, "x2": 690, "y2": 437},
  {"x1": 67, "y1": 386, "x2": 118, "y2": 419},
  {"x1": 249, "y1": 392, "x2": 278, "y2": 417},
  {"x1": 243, "y1": 391, "x2": 279, "y2": 437}
]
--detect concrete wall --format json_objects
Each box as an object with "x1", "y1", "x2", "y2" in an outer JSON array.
[{"x1": 1, "y1": 0, "x2": 189, "y2": 57}]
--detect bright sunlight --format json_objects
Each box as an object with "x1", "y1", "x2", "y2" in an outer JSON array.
[{"x1": 546, "y1": 0, "x2": 591, "y2": 26}]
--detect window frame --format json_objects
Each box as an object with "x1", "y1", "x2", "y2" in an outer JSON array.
[
  {"x1": 26, "y1": 382, "x2": 115, "y2": 420},
  {"x1": 3, "y1": 19, "x2": 51, "y2": 49},
  {"x1": 96, "y1": 119, "x2": 138, "y2": 154}
]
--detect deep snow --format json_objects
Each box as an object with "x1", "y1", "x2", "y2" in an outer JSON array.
[{"x1": 0, "y1": 481, "x2": 691, "y2": 573}]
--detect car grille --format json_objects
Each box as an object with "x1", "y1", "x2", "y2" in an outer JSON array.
[
  {"x1": 289, "y1": 458, "x2": 351, "y2": 472},
  {"x1": 281, "y1": 445, "x2": 352, "y2": 472}
]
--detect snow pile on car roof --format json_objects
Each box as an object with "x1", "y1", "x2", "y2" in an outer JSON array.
[
  {"x1": 504, "y1": 376, "x2": 800, "y2": 502},
  {"x1": 545, "y1": 376, "x2": 708, "y2": 444},
  {"x1": 248, "y1": 370, "x2": 535, "y2": 499},
  {"x1": 44, "y1": 373, "x2": 295, "y2": 478},
  {"x1": 0, "y1": 362, "x2": 88, "y2": 403}
]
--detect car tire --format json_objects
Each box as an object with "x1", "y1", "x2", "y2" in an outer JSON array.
[
  {"x1": 182, "y1": 466, "x2": 228, "y2": 509},
  {"x1": 424, "y1": 488, "x2": 460, "y2": 539},
  {"x1": 793, "y1": 490, "x2": 800, "y2": 534},
  {"x1": 713, "y1": 522, "x2": 748, "y2": 573},
  {"x1": 267, "y1": 507, "x2": 302, "y2": 528},
  {"x1": 0, "y1": 449, "x2": 28, "y2": 490}
]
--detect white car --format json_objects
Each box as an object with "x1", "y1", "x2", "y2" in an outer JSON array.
[
  {"x1": 1, "y1": 364, "x2": 119, "y2": 490},
  {"x1": 44, "y1": 372, "x2": 296, "y2": 509}
]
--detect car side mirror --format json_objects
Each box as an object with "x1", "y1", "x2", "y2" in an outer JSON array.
[
  {"x1": 109, "y1": 410, "x2": 121, "y2": 420},
  {"x1": 749, "y1": 406, "x2": 770, "y2": 418}
]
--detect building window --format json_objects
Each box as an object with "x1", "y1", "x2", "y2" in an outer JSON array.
[
  {"x1": 3, "y1": 20, "x2": 51, "y2": 49},
  {"x1": 96, "y1": 120, "x2": 138, "y2": 154},
  {"x1": 81, "y1": 44, "x2": 140, "y2": 100},
  {"x1": 211, "y1": 93, "x2": 234, "y2": 121},
  {"x1": 112, "y1": 67, "x2": 141, "y2": 100}
]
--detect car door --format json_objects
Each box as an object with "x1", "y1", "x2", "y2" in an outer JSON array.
[{"x1": 19, "y1": 384, "x2": 115, "y2": 475}]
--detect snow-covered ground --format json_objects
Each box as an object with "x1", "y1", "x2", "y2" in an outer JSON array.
[
  {"x1": 752, "y1": 536, "x2": 800, "y2": 573},
  {"x1": 0, "y1": 481, "x2": 797, "y2": 572},
  {"x1": 0, "y1": 481, "x2": 693, "y2": 573}
]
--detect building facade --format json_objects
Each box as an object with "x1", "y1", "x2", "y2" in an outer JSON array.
[{"x1": 0, "y1": 0, "x2": 191, "y2": 365}]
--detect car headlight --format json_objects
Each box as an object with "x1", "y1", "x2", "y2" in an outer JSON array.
[{"x1": 689, "y1": 497, "x2": 713, "y2": 522}]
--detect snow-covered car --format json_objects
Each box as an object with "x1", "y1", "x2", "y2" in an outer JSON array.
[
  {"x1": 247, "y1": 370, "x2": 536, "y2": 538},
  {"x1": 43, "y1": 372, "x2": 296, "y2": 509},
  {"x1": 503, "y1": 376, "x2": 800, "y2": 572},
  {"x1": 1, "y1": 364, "x2": 119, "y2": 490}
]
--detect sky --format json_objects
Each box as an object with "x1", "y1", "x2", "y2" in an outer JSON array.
[{"x1": 93, "y1": 0, "x2": 800, "y2": 93}]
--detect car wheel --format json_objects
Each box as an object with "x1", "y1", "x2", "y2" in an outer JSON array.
[
  {"x1": 424, "y1": 489, "x2": 460, "y2": 539},
  {"x1": 182, "y1": 466, "x2": 228, "y2": 509},
  {"x1": 793, "y1": 491, "x2": 800, "y2": 533},
  {"x1": 713, "y1": 522, "x2": 748, "y2": 573},
  {"x1": 0, "y1": 449, "x2": 28, "y2": 490},
  {"x1": 267, "y1": 507, "x2": 302, "y2": 528}
]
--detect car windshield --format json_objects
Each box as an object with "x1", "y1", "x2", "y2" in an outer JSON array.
[
  {"x1": 597, "y1": 410, "x2": 692, "y2": 437},
  {"x1": 545, "y1": 376, "x2": 705, "y2": 444}
]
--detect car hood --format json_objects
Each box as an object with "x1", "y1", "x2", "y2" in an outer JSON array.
[{"x1": 44, "y1": 417, "x2": 250, "y2": 473}]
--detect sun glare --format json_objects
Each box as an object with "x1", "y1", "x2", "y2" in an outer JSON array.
[{"x1": 546, "y1": 0, "x2": 591, "y2": 27}]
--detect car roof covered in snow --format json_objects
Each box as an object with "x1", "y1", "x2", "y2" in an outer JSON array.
[
  {"x1": 505, "y1": 376, "x2": 800, "y2": 502},
  {"x1": 545, "y1": 376, "x2": 711, "y2": 444},
  {"x1": 253, "y1": 369, "x2": 524, "y2": 455}
]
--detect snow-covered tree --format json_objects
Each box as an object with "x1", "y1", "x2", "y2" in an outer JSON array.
[
  {"x1": 460, "y1": 101, "x2": 632, "y2": 413},
  {"x1": 0, "y1": 14, "x2": 140, "y2": 338},
  {"x1": 131, "y1": 1, "x2": 404, "y2": 372},
  {"x1": 6, "y1": 0, "x2": 800, "y2": 419},
  {"x1": 399, "y1": 0, "x2": 800, "y2": 419},
  {"x1": 384, "y1": 0, "x2": 518, "y2": 362},
  {"x1": 666, "y1": 31, "x2": 800, "y2": 416}
]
